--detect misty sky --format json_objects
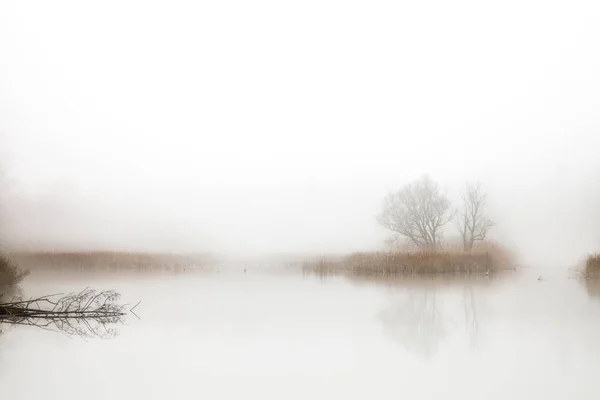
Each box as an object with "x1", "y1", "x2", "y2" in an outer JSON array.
[{"x1": 1, "y1": 1, "x2": 599, "y2": 266}]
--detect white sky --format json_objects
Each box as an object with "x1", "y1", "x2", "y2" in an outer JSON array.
[{"x1": 1, "y1": 0, "x2": 600, "y2": 266}]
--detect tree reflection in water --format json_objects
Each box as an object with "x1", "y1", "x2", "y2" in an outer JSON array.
[
  {"x1": 463, "y1": 284, "x2": 479, "y2": 349},
  {"x1": 379, "y1": 287, "x2": 445, "y2": 358},
  {"x1": 378, "y1": 279, "x2": 483, "y2": 358}
]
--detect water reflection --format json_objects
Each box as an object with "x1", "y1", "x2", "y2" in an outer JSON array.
[
  {"x1": 583, "y1": 278, "x2": 600, "y2": 298},
  {"x1": 3, "y1": 270, "x2": 600, "y2": 400},
  {"x1": 372, "y1": 276, "x2": 498, "y2": 357},
  {"x1": 462, "y1": 284, "x2": 480, "y2": 348},
  {"x1": 379, "y1": 286, "x2": 444, "y2": 357}
]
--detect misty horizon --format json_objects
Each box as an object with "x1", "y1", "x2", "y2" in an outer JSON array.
[{"x1": 1, "y1": 1, "x2": 599, "y2": 268}]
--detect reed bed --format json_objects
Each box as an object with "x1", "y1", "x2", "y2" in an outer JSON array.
[
  {"x1": 584, "y1": 254, "x2": 600, "y2": 278},
  {"x1": 302, "y1": 242, "x2": 514, "y2": 278},
  {"x1": 7, "y1": 251, "x2": 218, "y2": 272}
]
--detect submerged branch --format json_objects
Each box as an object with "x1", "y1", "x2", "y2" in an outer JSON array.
[{"x1": 0, "y1": 288, "x2": 137, "y2": 338}]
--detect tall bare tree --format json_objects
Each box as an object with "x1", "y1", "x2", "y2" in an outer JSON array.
[
  {"x1": 457, "y1": 182, "x2": 494, "y2": 252},
  {"x1": 377, "y1": 175, "x2": 453, "y2": 250}
]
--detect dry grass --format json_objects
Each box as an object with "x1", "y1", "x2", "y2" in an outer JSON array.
[
  {"x1": 302, "y1": 242, "x2": 515, "y2": 278},
  {"x1": 442, "y1": 240, "x2": 516, "y2": 269},
  {"x1": 8, "y1": 251, "x2": 218, "y2": 272},
  {"x1": 584, "y1": 254, "x2": 600, "y2": 278},
  {"x1": 0, "y1": 253, "x2": 29, "y2": 288},
  {"x1": 580, "y1": 254, "x2": 600, "y2": 298}
]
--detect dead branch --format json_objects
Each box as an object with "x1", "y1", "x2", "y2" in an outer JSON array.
[{"x1": 0, "y1": 288, "x2": 137, "y2": 339}]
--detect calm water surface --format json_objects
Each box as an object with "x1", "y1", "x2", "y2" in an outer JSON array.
[{"x1": 1, "y1": 267, "x2": 599, "y2": 399}]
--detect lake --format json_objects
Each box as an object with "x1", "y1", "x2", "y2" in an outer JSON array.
[{"x1": 1, "y1": 266, "x2": 599, "y2": 399}]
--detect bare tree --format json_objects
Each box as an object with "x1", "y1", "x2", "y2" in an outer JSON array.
[
  {"x1": 457, "y1": 182, "x2": 494, "y2": 252},
  {"x1": 377, "y1": 175, "x2": 454, "y2": 250}
]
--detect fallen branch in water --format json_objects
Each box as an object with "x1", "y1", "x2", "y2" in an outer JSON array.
[{"x1": 0, "y1": 287, "x2": 139, "y2": 338}]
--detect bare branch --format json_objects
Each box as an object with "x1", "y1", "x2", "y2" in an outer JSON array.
[{"x1": 457, "y1": 181, "x2": 494, "y2": 252}]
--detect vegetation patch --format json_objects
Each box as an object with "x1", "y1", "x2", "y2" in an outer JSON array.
[
  {"x1": 8, "y1": 251, "x2": 218, "y2": 272},
  {"x1": 584, "y1": 254, "x2": 600, "y2": 278},
  {"x1": 303, "y1": 242, "x2": 514, "y2": 277},
  {"x1": 0, "y1": 253, "x2": 29, "y2": 289}
]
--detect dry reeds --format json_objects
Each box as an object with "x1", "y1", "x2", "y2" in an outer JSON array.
[
  {"x1": 580, "y1": 255, "x2": 600, "y2": 298},
  {"x1": 584, "y1": 254, "x2": 600, "y2": 278},
  {"x1": 303, "y1": 242, "x2": 515, "y2": 278},
  {"x1": 8, "y1": 251, "x2": 217, "y2": 272}
]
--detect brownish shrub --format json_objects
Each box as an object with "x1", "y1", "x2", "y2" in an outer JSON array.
[
  {"x1": 0, "y1": 253, "x2": 29, "y2": 288},
  {"x1": 585, "y1": 254, "x2": 600, "y2": 278}
]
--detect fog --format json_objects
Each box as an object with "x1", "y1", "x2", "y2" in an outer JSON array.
[{"x1": 1, "y1": 1, "x2": 599, "y2": 267}]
